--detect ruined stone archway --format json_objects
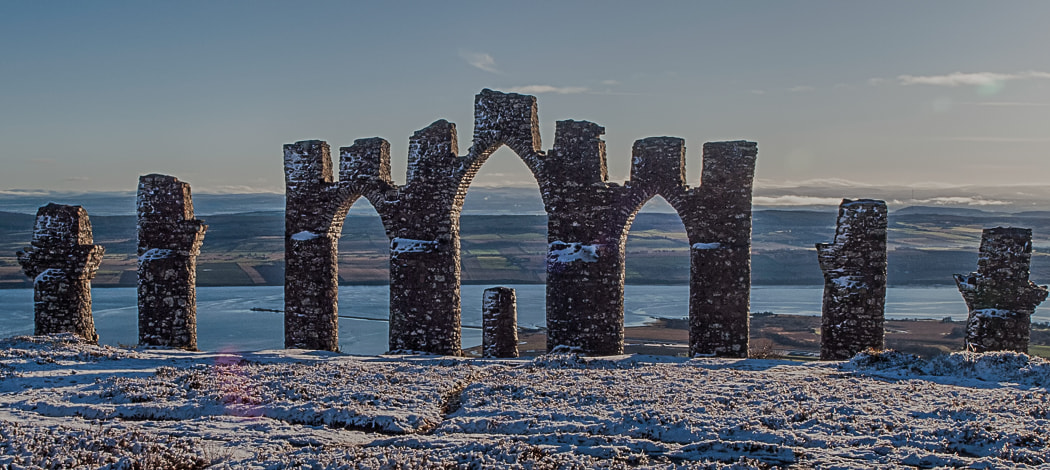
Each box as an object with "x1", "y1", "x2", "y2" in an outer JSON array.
[{"x1": 284, "y1": 89, "x2": 757, "y2": 357}]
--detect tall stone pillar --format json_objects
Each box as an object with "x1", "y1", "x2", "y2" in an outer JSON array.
[
  {"x1": 284, "y1": 140, "x2": 341, "y2": 351},
  {"x1": 686, "y1": 141, "x2": 758, "y2": 357},
  {"x1": 954, "y1": 227, "x2": 1048, "y2": 353},
  {"x1": 482, "y1": 287, "x2": 518, "y2": 358},
  {"x1": 137, "y1": 174, "x2": 207, "y2": 350},
  {"x1": 387, "y1": 120, "x2": 463, "y2": 355},
  {"x1": 16, "y1": 203, "x2": 105, "y2": 342},
  {"x1": 543, "y1": 120, "x2": 625, "y2": 355},
  {"x1": 816, "y1": 199, "x2": 888, "y2": 360}
]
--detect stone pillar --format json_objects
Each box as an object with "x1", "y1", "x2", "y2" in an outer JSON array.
[
  {"x1": 816, "y1": 199, "x2": 888, "y2": 360},
  {"x1": 954, "y1": 227, "x2": 1048, "y2": 353},
  {"x1": 16, "y1": 203, "x2": 105, "y2": 342},
  {"x1": 544, "y1": 120, "x2": 625, "y2": 355},
  {"x1": 686, "y1": 141, "x2": 758, "y2": 357},
  {"x1": 284, "y1": 140, "x2": 341, "y2": 351},
  {"x1": 137, "y1": 174, "x2": 207, "y2": 350},
  {"x1": 388, "y1": 120, "x2": 463, "y2": 355},
  {"x1": 482, "y1": 287, "x2": 518, "y2": 358}
]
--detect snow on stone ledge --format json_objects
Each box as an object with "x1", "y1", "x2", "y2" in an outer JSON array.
[
  {"x1": 34, "y1": 268, "x2": 65, "y2": 284},
  {"x1": 972, "y1": 308, "x2": 1016, "y2": 320},
  {"x1": 138, "y1": 248, "x2": 175, "y2": 262},
  {"x1": 691, "y1": 242, "x2": 722, "y2": 250},
  {"x1": 548, "y1": 241, "x2": 600, "y2": 263},
  {"x1": 290, "y1": 231, "x2": 322, "y2": 241},
  {"x1": 391, "y1": 237, "x2": 438, "y2": 255}
]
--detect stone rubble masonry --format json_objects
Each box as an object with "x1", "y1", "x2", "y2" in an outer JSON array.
[
  {"x1": 137, "y1": 174, "x2": 207, "y2": 350},
  {"x1": 284, "y1": 88, "x2": 757, "y2": 357},
  {"x1": 16, "y1": 203, "x2": 105, "y2": 342},
  {"x1": 482, "y1": 287, "x2": 518, "y2": 358},
  {"x1": 954, "y1": 227, "x2": 1048, "y2": 353},
  {"x1": 816, "y1": 199, "x2": 888, "y2": 360}
]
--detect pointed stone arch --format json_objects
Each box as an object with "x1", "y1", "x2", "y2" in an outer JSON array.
[{"x1": 283, "y1": 89, "x2": 757, "y2": 357}]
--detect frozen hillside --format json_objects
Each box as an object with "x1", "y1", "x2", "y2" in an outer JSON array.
[{"x1": 1, "y1": 335, "x2": 1048, "y2": 469}]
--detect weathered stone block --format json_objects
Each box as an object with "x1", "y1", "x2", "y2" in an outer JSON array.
[
  {"x1": 482, "y1": 287, "x2": 518, "y2": 358},
  {"x1": 16, "y1": 203, "x2": 104, "y2": 342},
  {"x1": 817, "y1": 199, "x2": 888, "y2": 360},
  {"x1": 137, "y1": 174, "x2": 206, "y2": 350},
  {"x1": 955, "y1": 227, "x2": 1048, "y2": 353}
]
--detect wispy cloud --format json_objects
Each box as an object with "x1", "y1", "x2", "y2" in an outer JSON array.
[
  {"x1": 961, "y1": 101, "x2": 1050, "y2": 107},
  {"x1": 753, "y1": 195, "x2": 843, "y2": 206},
  {"x1": 507, "y1": 85, "x2": 589, "y2": 94},
  {"x1": 934, "y1": 136, "x2": 1050, "y2": 143},
  {"x1": 788, "y1": 86, "x2": 814, "y2": 93},
  {"x1": 458, "y1": 50, "x2": 500, "y2": 74},
  {"x1": 897, "y1": 71, "x2": 1050, "y2": 86},
  {"x1": 902, "y1": 196, "x2": 1009, "y2": 207}
]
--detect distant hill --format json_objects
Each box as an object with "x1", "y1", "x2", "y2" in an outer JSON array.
[{"x1": 3, "y1": 189, "x2": 1050, "y2": 288}]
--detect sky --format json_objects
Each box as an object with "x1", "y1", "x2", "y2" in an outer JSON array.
[{"x1": 2, "y1": 1, "x2": 1049, "y2": 194}]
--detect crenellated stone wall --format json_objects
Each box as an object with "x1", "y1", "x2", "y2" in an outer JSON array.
[
  {"x1": 16, "y1": 203, "x2": 105, "y2": 342},
  {"x1": 954, "y1": 227, "x2": 1048, "y2": 353},
  {"x1": 284, "y1": 89, "x2": 757, "y2": 356},
  {"x1": 137, "y1": 174, "x2": 207, "y2": 350},
  {"x1": 482, "y1": 287, "x2": 518, "y2": 358},
  {"x1": 816, "y1": 199, "x2": 888, "y2": 360}
]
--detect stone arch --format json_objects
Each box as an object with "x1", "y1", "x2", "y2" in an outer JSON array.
[{"x1": 283, "y1": 89, "x2": 757, "y2": 358}]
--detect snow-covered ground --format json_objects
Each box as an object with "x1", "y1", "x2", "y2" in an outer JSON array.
[{"x1": 1, "y1": 334, "x2": 1048, "y2": 469}]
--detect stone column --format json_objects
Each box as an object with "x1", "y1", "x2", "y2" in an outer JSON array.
[
  {"x1": 686, "y1": 141, "x2": 758, "y2": 358},
  {"x1": 954, "y1": 227, "x2": 1048, "y2": 353},
  {"x1": 543, "y1": 120, "x2": 625, "y2": 355},
  {"x1": 816, "y1": 199, "x2": 888, "y2": 360},
  {"x1": 137, "y1": 174, "x2": 207, "y2": 350},
  {"x1": 482, "y1": 287, "x2": 518, "y2": 358},
  {"x1": 387, "y1": 120, "x2": 463, "y2": 355},
  {"x1": 284, "y1": 140, "x2": 341, "y2": 351},
  {"x1": 16, "y1": 203, "x2": 105, "y2": 342}
]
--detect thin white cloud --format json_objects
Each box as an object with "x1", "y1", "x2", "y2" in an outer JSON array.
[
  {"x1": 897, "y1": 71, "x2": 1050, "y2": 86},
  {"x1": 935, "y1": 136, "x2": 1050, "y2": 143},
  {"x1": 202, "y1": 185, "x2": 284, "y2": 194},
  {"x1": 600, "y1": 79, "x2": 619, "y2": 86},
  {"x1": 750, "y1": 89, "x2": 766, "y2": 95},
  {"x1": 961, "y1": 101, "x2": 1050, "y2": 107},
  {"x1": 753, "y1": 195, "x2": 843, "y2": 206},
  {"x1": 788, "y1": 86, "x2": 814, "y2": 93},
  {"x1": 909, "y1": 196, "x2": 1009, "y2": 206},
  {"x1": 507, "y1": 85, "x2": 589, "y2": 94},
  {"x1": 458, "y1": 50, "x2": 500, "y2": 74}
]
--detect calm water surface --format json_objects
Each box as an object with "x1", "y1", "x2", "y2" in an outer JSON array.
[{"x1": 0, "y1": 285, "x2": 1013, "y2": 355}]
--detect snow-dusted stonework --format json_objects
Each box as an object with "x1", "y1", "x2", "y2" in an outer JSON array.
[
  {"x1": 482, "y1": 287, "x2": 518, "y2": 358},
  {"x1": 15, "y1": 203, "x2": 105, "y2": 342},
  {"x1": 137, "y1": 174, "x2": 207, "y2": 350},
  {"x1": 954, "y1": 227, "x2": 1048, "y2": 353},
  {"x1": 284, "y1": 89, "x2": 757, "y2": 356},
  {"x1": 816, "y1": 199, "x2": 888, "y2": 360}
]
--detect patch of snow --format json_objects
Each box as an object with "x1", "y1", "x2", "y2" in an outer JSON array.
[
  {"x1": 548, "y1": 241, "x2": 600, "y2": 263},
  {"x1": 2, "y1": 336, "x2": 1049, "y2": 468},
  {"x1": 390, "y1": 237, "x2": 438, "y2": 255},
  {"x1": 831, "y1": 275, "x2": 866, "y2": 290},
  {"x1": 138, "y1": 248, "x2": 175, "y2": 262},
  {"x1": 972, "y1": 308, "x2": 1015, "y2": 320},
  {"x1": 692, "y1": 242, "x2": 722, "y2": 250},
  {"x1": 34, "y1": 268, "x2": 65, "y2": 284},
  {"x1": 290, "y1": 231, "x2": 321, "y2": 241}
]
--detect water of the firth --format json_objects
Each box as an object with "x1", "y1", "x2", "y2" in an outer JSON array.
[{"x1": 0, "y1": 285, "x2": 1024, "y2": 355}]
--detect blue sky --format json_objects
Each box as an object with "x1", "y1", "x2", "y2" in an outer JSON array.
[{"x1": 2, "y1": 1, "x2": 1049, "y2": 194}]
